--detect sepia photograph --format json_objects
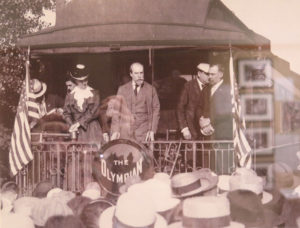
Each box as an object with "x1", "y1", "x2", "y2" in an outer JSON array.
[
  {"x1": 241, "y1": 94, "x2": 273, "y2": 121},
  {"x1": 238, "y1": 59, "x2": 273, "y2": 87},
  {"x1": 1, "y1": 0, "x2": 300, "y2": 227}
]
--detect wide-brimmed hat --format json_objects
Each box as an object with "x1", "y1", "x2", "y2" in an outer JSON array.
[
  {"x1": 229, "y1": 168, "x2": 273, "y2": 204},
  {"x1": 168, "y1": 196, "x2": 245, "y2": 228},
  {"x1": 196, "y1": 63, "x2": 210, "y2": 73},
  {"x1": 70, "y1": 64, "x2": 89, "y2": 81},
  {"x1": 98, "y1": 192, "x2": 167, "y2": 228},
  {"x1": 30, "y1": 79, "x2": 47, "y2": 99},
  {"x1": 171, "y1": 169, "x2": 218, "y2": 198}
]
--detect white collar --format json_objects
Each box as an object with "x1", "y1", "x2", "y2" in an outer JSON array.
[
  {"x1": 196, "y1": 78, "x2": 205, "y2": 90},
  {"x1": 211, "y1": 79, "x2": 223, "y2": 97}
]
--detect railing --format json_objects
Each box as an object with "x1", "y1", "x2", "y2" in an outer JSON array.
[{"x1": 16, "y1": 133, "x2": 235, "y2": 196}]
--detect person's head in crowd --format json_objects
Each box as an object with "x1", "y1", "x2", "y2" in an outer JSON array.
[
  {"x1": 13, "y1": 196, "x2": 40, "y2": 217},
  {"x1": 208, "y1": 64, "x2": 224, "y2": 85},
  {"x1": 196, "y1": 63, "x2": 210, "y2": 85},
  {"x1": 44, "y1": 215, "x2": 86, "y2": 228},
  {"x1": 80, "y1": 199, "x2": 114, "y2": 228},
  {"x1": 130, "y1": 62, "x2": 144, "y2": 87},
  {"x1": 65, "y1": 77, "x2": 76, "y2": 94},
  {"x1": 229, "y1": 167, "x2": 273, "y2": 205},
  {"x1": 70, "y1": 64, "x2": 89, "y2": 90},
  {"x1": 0, "y1": 180, "x2": 18, "y2": 212},
  {"x1": 168, "y1": 196, "x2": 245, "y2": 228},
  {"x1": 32, "y1": 180, "x2": 54, "y2": 198},
  {"x1": 67, "y1": 196, "x2": 92, "y2": 216},
  {"x1": 99, "y1": 192, "x2": 167, "y2": 228},
  {"x1": 31, "y1": 196, "x2": 73, "y2": 227},
  {"x1": 0, "y1": 212, "x2": 35, "y2": 228},
  {"x1": 227, "y1": 189, "x2": 278, "y2": 228},
  {"x1": 266, "y1": 162, "x2": 294, "y2": 190}
]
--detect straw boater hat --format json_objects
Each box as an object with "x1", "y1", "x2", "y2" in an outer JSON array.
[
  {"x1": 30, "y1": 79, "x2": 47, "y2": 99},
  {"x1": 168, "y1": 196, "x2": 245, "y2": 228},
  {"x1": 70, "y1": 64, "x2": 89, "y2": 81},
  {"x1": 197, "y1": 63, "x2": 210, "y2": 73},
  {"x1": 171, "y1": 169, "x2": 218, "y2": 198},
  {"x1": 127, "y1": 178, "x2": 180, "y2": 215},
  {"x1": 229, "y1": 168, "x2": 273, "y2": 204},
  {"x1": 98, "y1": 192, "x2": 167, "y2": 228}
]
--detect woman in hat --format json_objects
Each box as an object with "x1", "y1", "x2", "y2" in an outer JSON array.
[{"x1": 63, "y1": 64, "x2": 103, "y2": 142}]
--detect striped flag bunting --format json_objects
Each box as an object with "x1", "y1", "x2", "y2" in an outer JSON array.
[
  {"x1": 9, "y1": 80, "x2": 34, "y2": 175},
  {"x1": 229, "y1": 50, "x2": 252, "y2": 168}
]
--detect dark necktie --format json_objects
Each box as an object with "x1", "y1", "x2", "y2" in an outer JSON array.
[{"x1": 134, "y1": 84, "x2": 138, "y2": 96}]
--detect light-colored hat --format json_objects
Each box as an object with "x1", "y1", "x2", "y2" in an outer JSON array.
[
  {"x1": 98, "y1": 192, "x2": 167, "y2": 228},
  {"x1": 46, "y1": 187, "x2": 62, "y2": 198},
  {"x1": 82, "y1": 189, "x2": 101, "y2": 200},
  {"x1": 127, "y1": 178, "x2": 180, "y2": 213},
  {"x1": 168, "y1": 196, "x2": 245, "y2": 228},
  {"x1": 229, "y1": 168, "x2": 273, "y2": 204},
  {"x1": 30, "y1": 79, "x2": 47, "y2": 99},
  {"x1": 171, "y1": 170, "x2": 218, "y2": 198},
  {"x1": 31, "y1": 197, "x2": 73, "y2": 226},
  {"x1": 0, "y1": 212, "x2": 35, "y2": 228},
  {"x1": 13, "y1": 197, "x2": 40, "y2": 217},
  {"x1": 196, "y1": 63, "x2": 210, "y2": 73},
  {"x1": 218, "y1": 175, "x2": 231, "y2": 193}
]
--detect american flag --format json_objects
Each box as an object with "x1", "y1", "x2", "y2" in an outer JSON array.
[
  {"x1": 9, "y1": 80, "x2": 34, "y2": 175},
  {"x1": 229, "y1": 50, "x2": 252, "y2": 168}
]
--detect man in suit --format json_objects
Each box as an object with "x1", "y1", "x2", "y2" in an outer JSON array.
[
  {"x1": 111, "y1": 62, "x2": 160, "y2": 142},
  {"x1": 177, "y1": 63, "x2": 212, "y2": 140},
  {"x1": 208, "y1": 64, "x2": 233, "y2": 140}
]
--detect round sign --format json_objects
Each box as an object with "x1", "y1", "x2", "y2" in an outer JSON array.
[{"x1": 93, "y1": 139, "x2": 154, "y2": 196}]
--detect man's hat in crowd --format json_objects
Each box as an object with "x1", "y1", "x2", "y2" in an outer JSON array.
[
  {"x1": 168, "y1": 196, "x2": 245, "y2": 228},
  {"x1": 99, "y1": 192, "x2": 167, "y2": 228},
  {"x1": 70, "y1": 64, "x2": 89, "y2": 81},
  {"x1": 30, "y1": 79, "x2": 47, "y2": 99},
  {"x1": 196, "y1": 63, "x2": 210, "y2": 73},
  {"x1": 229, "y1": 168, "x2": 273, "y2": 205},
  {"x1": 171, "y1": 169, "x2": 218, "y2": 198}
]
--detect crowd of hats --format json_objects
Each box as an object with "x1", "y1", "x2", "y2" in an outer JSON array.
[{"x1": 1, "y1": 161, "x2": 300, "y2": 228}]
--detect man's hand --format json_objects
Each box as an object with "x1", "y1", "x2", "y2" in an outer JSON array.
[
  {"x1": 201, "y1": 124, "x2": 214, "y2": 136},
  {"x1": 56, "y1": 108, "x2": 64, "y2": 115},
  {"x1": 145, "y1": 131, "x2": 154, "y2": 142},
  {"x1": 69, "y1": 122, "x2": 80, "y2": 132},
  {"x1": 111, "y1": 132, "x2": 120, "y2": 140},
  {"x1": 103, "y1": 133, "x2": 109, "y2": 143},
  {"x1": 182, "y1": 127, "x2": 192, "y2": 140}
]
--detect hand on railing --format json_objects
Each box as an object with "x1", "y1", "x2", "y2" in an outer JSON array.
[
  {"x1": 145, "y1": 131, "x2": 154, "y2": 142},
  {"x1": 111, "y1": 132, "x2": 120, "y2": 140},
  {"x1": 181, "y1": 127, "x2": 192, "y2": 140}
]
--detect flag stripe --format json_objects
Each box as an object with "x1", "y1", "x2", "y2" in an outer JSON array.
[{"x1": 9, "y1": 78, "x2": 35, "y2": 175}]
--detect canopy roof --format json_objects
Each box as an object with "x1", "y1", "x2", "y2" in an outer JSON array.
[{"x1": 18, "y1": 0, "x2": 270, "y2": 54}]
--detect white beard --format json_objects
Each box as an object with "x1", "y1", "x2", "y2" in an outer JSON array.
[{"x1": 71, "y1": 86, "x2": 94, "y2": 110}]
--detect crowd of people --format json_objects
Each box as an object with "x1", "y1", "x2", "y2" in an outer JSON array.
[
  {"x1": 29, "y1": 60, "x2": 229, "y2": 145},
  {"x1": 1, "y1": 160, "x2": 300, "y2": 227}
]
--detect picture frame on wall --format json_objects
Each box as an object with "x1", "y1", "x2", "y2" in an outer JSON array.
[
  {"x1": 238, "y1": 59, "x2": 272, "y2": 87},
  {"x1": 241, "y1": 94, "x2": 273, "y2": 121},
  {"x1": 245, "y1": 128, "x2": 273, "y2": 154}
]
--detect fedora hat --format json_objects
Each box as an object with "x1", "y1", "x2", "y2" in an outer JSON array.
[
  {"x1": 98, "y1": 192, "x2": 167, "y2": 228},
  {"x1": 168, "y1": 196, "x2": 246, "y2": 228},
  {"x1": 30, "y1": 79, "x2": 47, "y2": 99},
  {"x1": 70, "y1": 64, "x2": 89, "y2": 81},
  {"x1": 171, "y1": 169, "x2": 218, "y2": 198},
  {"x1": 229, "y1": 168, "x2": 273, "y2": 204},
  {"x1": 196, "y1": 63, "x2": 210, "y2": 73}
]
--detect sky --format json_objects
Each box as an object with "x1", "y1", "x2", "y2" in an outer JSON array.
[
  {"x1": 222, "y1": 0, "x2": 300, "y2": 75},
  {"x1": 42, "y1": 0, "x2": 300, "y2": 74}
]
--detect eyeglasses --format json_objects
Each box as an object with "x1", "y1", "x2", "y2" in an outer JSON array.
[{"x1": 198, "y1": 70, "x2": 208, "y2": 75}]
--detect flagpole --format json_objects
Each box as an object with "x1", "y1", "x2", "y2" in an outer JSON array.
[{"x1": 25, "y1": 46, "x2": 31, "y2": 96}]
